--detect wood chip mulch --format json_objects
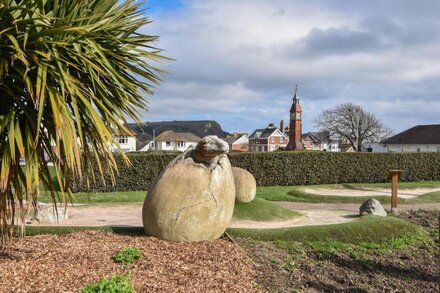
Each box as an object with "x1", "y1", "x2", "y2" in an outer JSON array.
[{"x1": 0, "y1": 231, "x2": 258, "y2": 292}]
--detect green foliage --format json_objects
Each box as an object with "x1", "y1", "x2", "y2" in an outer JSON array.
[
  {"x1": 112, "y1": 247, "x2": 141, "y2": 264},
  {"x1": 284, "y1": 259, "x2": 296, "y2": 272},
  {"x1": 230, "y1": 151, "x2": 440, "y2": 186},
  {"x1": 72, "y1": 153, "x2": 176, "y2": 192},
  {"x1": 81, "y1": 272, "x2": 134, "y2": 293},
  {"x1": 0, "y1": 0, "x2": 166, "y2": 245},
  {"x1": 71, "y1": 152, "x2": 440, "y2": 192}
]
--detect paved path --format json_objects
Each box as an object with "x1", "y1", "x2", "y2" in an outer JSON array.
[{"x1": 27, "y1": 201, "x2": 440, "y2": 229}]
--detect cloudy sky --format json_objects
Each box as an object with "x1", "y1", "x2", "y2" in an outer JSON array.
[{"x1": 139, "y1": 0, "x2": 440, "y2": 134}]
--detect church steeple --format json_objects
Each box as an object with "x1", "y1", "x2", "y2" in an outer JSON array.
[{"x1": 286, "y1": 84, "x2": 304, "y2": 151}]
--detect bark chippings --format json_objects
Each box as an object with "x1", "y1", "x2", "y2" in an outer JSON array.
[{"x1": 0, "y1": 231, "x2": 258, "y2": 292}]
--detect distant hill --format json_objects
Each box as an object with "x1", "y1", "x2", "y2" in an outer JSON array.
[{"x1": 127, "y1": 120, "x2": 230, "y2": 142}]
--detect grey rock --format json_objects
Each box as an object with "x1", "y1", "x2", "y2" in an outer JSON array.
[
  {"x1": 359, "y1": 198, "x2": 387, "y2": 217},
  {"x1": 31, "y1": 203, "x2": 68, "y2": 223}
]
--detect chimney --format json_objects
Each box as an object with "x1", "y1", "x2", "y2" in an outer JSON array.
[{"x1": 280, "y1": 120, "x2": 284, "y2": 133}]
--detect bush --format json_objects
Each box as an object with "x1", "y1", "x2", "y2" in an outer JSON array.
[
  {"x1": 71, "y1": 151, "x2": 440, "y2": 191},
  {"x1": 81, "y1": 272, "x2": 134, "y2": 293},
  {"x1": 112, "y1": 247, "x2": 141, "y2": 264},
  {"x1": 229, "y1": 151, "x2": 440, "y2": 186}
]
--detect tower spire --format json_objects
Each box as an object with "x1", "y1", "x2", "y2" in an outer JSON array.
[
  {"x1": 286, "y1": 84, "x2": 304, "y2": 151},
  {"x1": 293, "y1": 84, "x2": 299, "y2": 102}
]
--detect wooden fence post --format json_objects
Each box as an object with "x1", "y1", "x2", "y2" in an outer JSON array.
[{"x1": 387, "y1": 170, "x2": 403, "y2": 213}]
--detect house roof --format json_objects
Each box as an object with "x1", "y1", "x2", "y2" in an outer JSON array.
[
  {"x1": 302, "y1": 131, "x2": 331, "y2": 143},
  {"x1": 155, "y1": 130, "x2": 201, "y2": 142},
  {"x1": 249, "y1": 126, "x2": 287, "y2": 140},
  {"x1": 381, "y1": 124, "x2": 440, "y2": 144},
  {"x1": 136, "y1": 139, "x2": 150, "y2": 150}
]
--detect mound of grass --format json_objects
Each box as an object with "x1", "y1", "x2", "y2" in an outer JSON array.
[
  {"x1": 112, "y1": 247, "x2": 141, "y2": 264},
  {"x1": 81, "y1": 272, "x2": 134, "y2": 293},
  {"x1": 227, "y1": 216, "x2": 422, "y2": 244},
  {"x1": 233, "y1": 198, "x2": 302, "y2": 222}
]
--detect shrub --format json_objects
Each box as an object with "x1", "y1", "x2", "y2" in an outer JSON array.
[
  {"x1": 112, "y1": 247, "x2": 141, "y2": 264},
  {"x1": 71, "y1": 151, "x2": 440, "y2": 191},
  {"x1": 81, "y1": 272, "x2": 134, "y2": 293}
]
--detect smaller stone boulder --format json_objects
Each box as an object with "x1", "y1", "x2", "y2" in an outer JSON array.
[
  {"x1": 232, "y1": 167, "x2": 256, "y2": 203},
  {"x1": 30, "y1": 203, "x2": 68, "y2": 223},
  {"x1": 359, "y1": 198, "x2": 387, "y2": 217}
]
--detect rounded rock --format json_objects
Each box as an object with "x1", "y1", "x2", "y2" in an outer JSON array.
[
  {"x1": 142, "y1": 153, "x2": 235, "y2": 242},
  {"x1": 232, "y1": 167, "x2": 256, "y2": 203}
]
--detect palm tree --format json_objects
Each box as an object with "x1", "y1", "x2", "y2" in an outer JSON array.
[{"x1": 0, "y1": 0, "x2": 166, "y2": 246}]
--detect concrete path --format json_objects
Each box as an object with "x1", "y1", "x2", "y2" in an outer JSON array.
[{"x1": 26, "y1": 202, "x2": 440, "y2": 229}]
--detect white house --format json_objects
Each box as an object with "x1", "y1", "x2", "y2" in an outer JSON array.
[
  {"x1": 152, "y1": 130, "x2": 201, "y2": 152},
  {"x1": 111, "y1": 135, "x2": 137, "y2": 152},
  {"x1": 368, "y1": 124, "x2": 440, "y2": 153},
  {"x1": 301, "y1": 131, "x2": 341, "y2": 152},
  {"x1": 225, "y1": 133, "x2": 249, "y2": 152}
]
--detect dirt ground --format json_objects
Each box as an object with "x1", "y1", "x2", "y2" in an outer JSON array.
[{"x1": 240, "y1": 210, "x2": 439, "y2": 292}]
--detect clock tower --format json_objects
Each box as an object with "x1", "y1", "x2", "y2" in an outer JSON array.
[{"x1": 286, "y1": 85, "x2": 304, "y2": 151}]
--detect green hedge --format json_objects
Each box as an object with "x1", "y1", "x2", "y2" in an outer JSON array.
[
  {"x1": 71, "y1": 151, "x2": 440, "y2": 192},
  {"x1": 229, "y1": 151, "x2": 440, "y2": 186}
]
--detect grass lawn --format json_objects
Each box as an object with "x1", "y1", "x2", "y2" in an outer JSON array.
[
  {"x1": 227, "y1": 215, "x2": 423, "y2": 243},
  {"x1": 233, "y1": 198, "x2": 302, "y2": 221},
  {"x1": 38, "y1": 180, "x2": 440, "y2": 205}
]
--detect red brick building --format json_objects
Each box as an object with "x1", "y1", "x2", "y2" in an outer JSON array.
[{"x1": 248, "y1": 123, "x2": 288, "y2": 152}]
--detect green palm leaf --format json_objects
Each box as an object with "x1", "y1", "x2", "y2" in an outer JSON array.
[{"x1": 0, "y1": 0, "x2": 167, "y2": 246}]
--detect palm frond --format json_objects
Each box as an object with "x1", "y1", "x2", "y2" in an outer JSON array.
[{"x1": 0, "y1": 0, "x2": 167, "y2": 247}]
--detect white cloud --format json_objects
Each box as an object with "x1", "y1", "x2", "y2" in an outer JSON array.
[{"x1": 141, "y1": 0, "x2": 440, "y2": 133}]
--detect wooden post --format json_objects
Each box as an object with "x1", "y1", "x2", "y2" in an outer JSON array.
[{"x1": 387, "y1": 170, "x2": 403, "y2": 212}]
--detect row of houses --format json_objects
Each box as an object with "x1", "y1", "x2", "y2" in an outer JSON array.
[{"x1": 113, "y1": 123, "x2": 440, "y2": 154}]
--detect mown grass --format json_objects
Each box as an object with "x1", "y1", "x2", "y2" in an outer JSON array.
[
  {"x1": 227, "y1": 216, "x2": 422, "y2": 243},
  {"x1": 233, "y1": 198, "x2": 302, "y2": 222},
  {"x1": 38, "y1": 181, "x2": 440, "y2": 205}
]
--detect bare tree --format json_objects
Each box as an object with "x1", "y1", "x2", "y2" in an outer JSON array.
[{"x1": 314, "y1": 103, "x2": 393, "y2": 152}]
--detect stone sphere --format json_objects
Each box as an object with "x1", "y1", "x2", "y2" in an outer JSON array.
[
  {"x1": 142, "y1": 154, "x2": 235, "y2": 242},
  {"x1": 232, "y1": 167, "x2": 256, "y2": 203}
]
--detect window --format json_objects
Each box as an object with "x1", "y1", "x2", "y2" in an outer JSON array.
[
  {"x1": 166, "y1": 141, "x2": 171, "y2": 147},
  {"x1": 116, "y1": 136, "x2": 128, "y2": 144},
  {"x1": 437, "y1": 146, "x2": 440, "y2": 152},
  {"x1": 416, "y1": 147, "x2": 421, "y2": 152},
  {"x1": 177, "y1": 141, "x2": 185, "y2": 147}
]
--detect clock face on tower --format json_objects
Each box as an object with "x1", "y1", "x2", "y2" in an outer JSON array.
[{"x1": 291, "y1": 113, "x2": 301, "y2": 120}]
